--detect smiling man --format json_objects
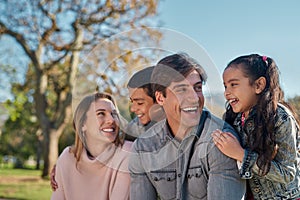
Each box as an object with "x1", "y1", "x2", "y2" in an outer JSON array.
[
  {"x1": 129, "y1": 53, "x2": 246, "y2": 200},
  {"x1": 128, "y1": 66, "x2": 155, "y2": 126},
  {"x1": 123, "y1": 66, "x2": 165, "y2": 141}
]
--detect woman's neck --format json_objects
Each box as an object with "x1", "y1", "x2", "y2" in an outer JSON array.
[{"x1": 86, "y1": 141, "x2": 113, "y2": 159}]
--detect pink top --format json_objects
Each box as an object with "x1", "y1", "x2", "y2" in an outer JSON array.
[{"x1": 51, "y1": 141, "x2": 132, "y2": 200}]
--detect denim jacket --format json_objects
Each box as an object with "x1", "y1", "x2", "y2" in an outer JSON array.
[
  {"x1": 234, "y1": 104, "x2": 300, "y2": 199},
  {"x1": 129, "y1": 110, "x2": 246, "y2": 200},
  {"x1": 123, "y1": 116, "x2": 158, "y2": 141}
]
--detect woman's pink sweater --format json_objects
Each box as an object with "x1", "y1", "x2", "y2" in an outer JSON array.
[{"x1": 51, "y1": 141, "x2": 132, "y2": 200}]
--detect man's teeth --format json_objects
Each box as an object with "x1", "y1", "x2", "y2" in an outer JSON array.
[
  {"x1": 182, "y1": 107, "x2": 198, "y2": 112},
  {"x1": 137, "y1": 114, "x2": 143, "y2": 117}
]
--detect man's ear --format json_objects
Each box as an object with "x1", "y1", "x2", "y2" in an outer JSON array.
[
  {"x1": 155, "y1": 91, "x2": 164, "y2": 106},
  {"x1": 255, "y1": 76, "x2": 266, "y2": 94}
]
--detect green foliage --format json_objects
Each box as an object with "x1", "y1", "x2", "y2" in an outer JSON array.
[
  {"x1": 58, "y1": 122, "x2": 75, "y2": 154},
  {"x1": 0, "y1": 64, "x2": 18, "y2": 102},
  {"x1": 0, "y1": 83, "x2": 40, "y2": 168},
  {"x1": 4, "y1": 88, "x2": 28, "y2": 121}
]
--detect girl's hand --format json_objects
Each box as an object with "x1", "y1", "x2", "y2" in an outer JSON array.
[{"x1": 212, "y1": 129, "x2": 244, "y2": 162}]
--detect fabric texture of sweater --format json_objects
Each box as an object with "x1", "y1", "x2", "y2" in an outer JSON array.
[{"x1": 51, "y1": 141, "x2": 132, "y2": 200}]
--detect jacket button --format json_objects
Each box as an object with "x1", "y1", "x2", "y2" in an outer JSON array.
[
  {"x1": 154, "y1": 177, "x2": 158, "y2": 181},
  {"x1": 178, "y1": 174, "x2": 181, "y2": 177},
  {"x1": 253, "y1": 188, "x2": 260, "y2": 193}
]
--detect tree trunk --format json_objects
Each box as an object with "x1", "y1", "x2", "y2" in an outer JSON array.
[
  {"x1": 35, "y1": 137, "x2": 43, "y2": 170},
  {"x1": 42, "y1": 129, "x2": 59, "y2": 178},
  {"x1": 35, "y1": 128, "x2": 43, "y2": 170}
]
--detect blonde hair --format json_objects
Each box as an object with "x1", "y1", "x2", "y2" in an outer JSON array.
[{"x1": 70, "y1": 92, "x2": 125, "y2": 164}]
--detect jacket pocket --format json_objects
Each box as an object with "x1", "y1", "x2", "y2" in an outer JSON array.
[
  {"x1": 187, "y1": 166, "x2": 207, "y2": 199},
  {"x1": 149, "y1": 170, "x2": 176, "y2": 200}
]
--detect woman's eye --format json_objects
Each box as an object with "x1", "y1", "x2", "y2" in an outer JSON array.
[
  {"x1": 111, "y1": 112, "x2": 118, "y2": 118},
  {"x1": 97, "y1": 112, "x2": 105, "y2": 116}
]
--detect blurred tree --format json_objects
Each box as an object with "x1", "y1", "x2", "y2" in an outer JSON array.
[
  {"x1": 1, "y1": 80, "x2": 40, "y2": 169},
  {"x1": 0, "y1": 63, "x2": 19, "y2": 102},
  {"x1": 288, "y1": 95, "x2": 300, "y2": 119},
  {"x1": 0, "y1": 0, "x2": 161, "y2": 178}
]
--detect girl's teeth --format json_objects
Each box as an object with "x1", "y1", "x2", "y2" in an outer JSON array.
[{"x1": 229, "y1": 99, "x2": 237, "y2": 103}]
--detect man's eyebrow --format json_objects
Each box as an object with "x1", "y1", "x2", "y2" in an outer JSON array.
[
  {"x1": 194, "y1": 81, "x2": 203, "y2": 85},
  {"x1": 172, "y1": 84, "x2": 189, "y2": 90},
  {"x1": 130, "y1": 97, "x2": 145, "y2": 101}
]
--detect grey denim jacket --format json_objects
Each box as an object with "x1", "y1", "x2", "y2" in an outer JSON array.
[
  {"x1": 234, "y1": 104, "x2": 300, "y2": 199},
  {"x1": 129, "y1": 110, "x2": 246, "y2": 200}
]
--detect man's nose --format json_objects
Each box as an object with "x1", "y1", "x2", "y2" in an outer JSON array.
[
  {"x1": 130, "y1": 104, "x2": 137, "y2": 113},
  {"x1": 187, "y1": 88, "x2": 199, "y2": 102}
]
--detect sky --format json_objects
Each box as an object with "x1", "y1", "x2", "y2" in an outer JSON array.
[
  {"x1": 157, "y1": 0, "x2": 300, "y2": 98},
  {"x1": 0, "y1": 0, "x2": 299, "y2": 102}
]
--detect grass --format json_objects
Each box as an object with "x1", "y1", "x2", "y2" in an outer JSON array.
[{"x1": 0, "y1": 167, "x2": 52, "y2": 200}]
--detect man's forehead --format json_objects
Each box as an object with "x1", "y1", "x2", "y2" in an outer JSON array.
[
  {"x1": 187, "y1": 69, "x2": 202, "y2": 81},
  {"x1": 170, "y1": 70, "x2": 202, "y2": 86},
  {"x1": 129, "y1": 87, "x2": 148, "y2": 98}
]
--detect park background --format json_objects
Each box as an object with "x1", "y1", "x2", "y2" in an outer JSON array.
[{"x1": 0, "y1": 0, "x2": 299, "y2": 199}]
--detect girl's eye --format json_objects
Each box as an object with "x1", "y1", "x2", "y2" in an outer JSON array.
[{"x1": 137, "y1": 102, "x2": 144, "y2": 106}]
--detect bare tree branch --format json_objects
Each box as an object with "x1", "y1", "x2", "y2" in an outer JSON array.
[{"x1": 0, "y1": 0, "x2": 161, "y2": 178}]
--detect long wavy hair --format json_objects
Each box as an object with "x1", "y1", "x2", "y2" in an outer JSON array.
[
  {"x1": 224, "y1": 54, "x2": 299, "y2": 176},
  {"x1": 70, "y1": 92, "x2": 125, "y2": 165}
]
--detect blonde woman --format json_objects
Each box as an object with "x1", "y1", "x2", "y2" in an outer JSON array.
[{"x1": 51, "y1": 92, "x2": 132, "y2": 200}]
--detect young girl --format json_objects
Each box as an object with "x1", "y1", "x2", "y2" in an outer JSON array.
[{"x1": 212, "y1": 54, "x2": 300, "y2": 199}]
